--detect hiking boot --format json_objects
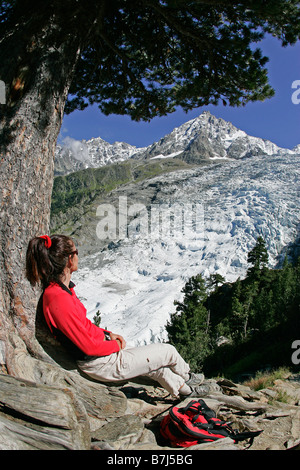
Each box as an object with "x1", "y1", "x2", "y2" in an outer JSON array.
[
  {"x1": 185, "y1": 372, "x2": 205, "y2": 387},
  {"x1": 181, "y1": 381, "x2": 221, "y2": 398}
]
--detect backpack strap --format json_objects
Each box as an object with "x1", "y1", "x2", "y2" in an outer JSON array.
[
  {"x1": 178, "y1": 400, "x2": 199, "y2": 413},
  {"x1": 196, "y1": 399, "x2": 263, "y2": 447},
  {"x1": 232, "y1": 430, "x2": 263, "y2": 448},
  {"x1": 198, "y1": 399, "x2": 216, "y2": 418}
]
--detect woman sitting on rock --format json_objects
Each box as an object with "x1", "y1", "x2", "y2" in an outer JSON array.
[{"x1": 26, "y1": 233, "x2": 212, "y2": 398}]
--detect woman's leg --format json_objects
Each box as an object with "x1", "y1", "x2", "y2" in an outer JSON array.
[
  {"x1": 78, "y1": 343, "x2": 190, "y2": 396},
  {"x1": 123, "y1": 343, "x2": 191, "y2": 395}
]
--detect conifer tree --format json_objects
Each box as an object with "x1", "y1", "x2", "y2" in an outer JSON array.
[
  {"x1": 207, "y1": 273, "x2": 226, "y2": 291},
  {"x1": 166, "y1": 274, "x2": 210, "y2": 370},
  {"x1": 247, "y1": 236, "x2": 269, "y2": 279}
]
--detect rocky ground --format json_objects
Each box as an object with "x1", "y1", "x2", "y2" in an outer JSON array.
[
  {"x1": 90, "y1": 375, "x2": 300, "y2": 451},
  {"x1": 1, "y1": 364, "x2": 299, "y2": 451}
]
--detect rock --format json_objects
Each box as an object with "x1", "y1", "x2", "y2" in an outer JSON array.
[
  {"x1": 217, "y1": 379, "x2": 266, "y2": 402},
  {"x1": 91, "y1": 415, "x2": 145, "y2": 449},
  {"x1": 186, "y1": 437, "x2": 240, "y2": 451},
  {"x1": 0, "y1": 373, "x2": 90, "y2": 450},
  {"x1": 289, "y1": 409, "x2": 300, "y2": 449},
  {"x1": 273, "y1": 379, "x2": 300, "y2": 405}
]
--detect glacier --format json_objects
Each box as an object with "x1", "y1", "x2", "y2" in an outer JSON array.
[{"x1": 71, "y1": 152, "x2": 300, "y2": 348}]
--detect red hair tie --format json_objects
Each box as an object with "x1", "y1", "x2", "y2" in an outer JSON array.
[{"x1": 39, "y1": 235, "x2": 52, "y2": 249}]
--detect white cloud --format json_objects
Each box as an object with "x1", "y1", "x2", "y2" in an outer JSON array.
[{"x1": 62, "y1": 136, "x2": 89, "y2": 162}]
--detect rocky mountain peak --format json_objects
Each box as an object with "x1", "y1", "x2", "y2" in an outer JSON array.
[
  {"x1": 140, "y1": 111, "x2": 295, "y2": 163},
  {"x1": 54, "y1": 135, "x2": 145, "y2": 176}
]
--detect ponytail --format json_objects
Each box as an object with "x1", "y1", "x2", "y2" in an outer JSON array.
[{"x1": 26, "y1": 234, "x2": 74, "y2": 289}]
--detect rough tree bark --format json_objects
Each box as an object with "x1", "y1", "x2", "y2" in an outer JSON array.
[{"x1": 0, "y1": 13, "x2": 82, "y2": 377}]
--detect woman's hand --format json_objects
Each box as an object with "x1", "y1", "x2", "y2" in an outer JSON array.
[{"x1": 109, "y1": 332, "x2": 126, "y2": 350}]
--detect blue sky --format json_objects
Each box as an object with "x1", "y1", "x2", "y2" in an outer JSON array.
[{"x1": 60, "y1": 35, "x2": 300, "y2": 150}]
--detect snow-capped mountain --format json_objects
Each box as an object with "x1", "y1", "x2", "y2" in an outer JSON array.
[
  {"x1": 55, "y1": 112, "x2": 297, "y2": 175},
  {"x1": 55, "y1": 136, "x2": 146, "y2": 175},
  {"x1": 71, "y1": 152, "x2": 300, "y2": 348},
  {"x1": 136, "y1": 111, "x2": 296, "y2": 162}
]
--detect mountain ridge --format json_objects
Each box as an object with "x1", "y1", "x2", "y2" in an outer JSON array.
[
  {"x1": 55, "y1": 111, "x2": 299, "y2": 175},
  {"x1": 134, "y1": 111, "x2": 297, "y2": 163}
]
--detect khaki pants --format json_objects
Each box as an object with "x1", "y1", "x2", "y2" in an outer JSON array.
[{"x1": 77, "y1": 343, "x2": 190, "y2": 396}]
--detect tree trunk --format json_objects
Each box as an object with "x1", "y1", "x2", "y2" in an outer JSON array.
[{"x1": 0, "y1": 14, "x2": 81, "y2": 377}]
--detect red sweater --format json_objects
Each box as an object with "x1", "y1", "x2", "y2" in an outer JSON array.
[{"x1": 43, "y1": 281, "x2": 120, "y2": 357}]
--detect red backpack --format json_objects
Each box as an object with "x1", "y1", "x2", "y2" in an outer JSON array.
[{"x1": 160, "y1": 399, "x2": 262, "y2": 448}]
